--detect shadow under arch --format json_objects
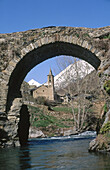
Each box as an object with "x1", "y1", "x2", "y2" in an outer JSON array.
[{"x1": 6, "y1": 41, "x2": 101, "y2": 113}]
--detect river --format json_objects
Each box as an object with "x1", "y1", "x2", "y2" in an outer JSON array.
[{"x1": 0, "y1": 131, "x2": 110, "y2": 170}]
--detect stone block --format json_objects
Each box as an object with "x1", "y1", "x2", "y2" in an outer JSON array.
[
  {"x1": 67, "y1": 35, "x2": 73, "y2": 43},
  {"x1": 5, "y1": 65, "x2": 14, "y2": 74},
  {"x1": 7, "y1": 115, "x2": 17, "y2": 120},
  {"x1": 64, "y1": 36, "x2": 69, "y2": 43},
  {"x1": 0, "y1": 38, "x2": 5, "y2": 43},
  {"x1": 91, "y1": 47, "x2": 97, "y2": 53},
  {"x1": 14, "y1": 140, "x2": 20, "y2": 147},
  {"x1": 21, "y1": 48, "x2": 27, "y2": 56},
  {"x1": 95, "y1": 50, "x2": 105, "y2": 57},
  {"x1": 48, "y1": 36, "x2": 55, "y2": 43},
  {"x1": 33, "y1": 41, "x2": 39, "y2": 48},
  {"x1": 77, "y1": 38, "x2": 83, "y2": 46},
  {"x1": 82, "y1": 40, "x2": 89, "y2": 48},
  {"x1": 9, "y1": 60, "x2": 17, "y2": 67},
  {"x1": 86, "y1": 44, "x2": 92, "y2": 50},
  {"x1": 36, "y1": 39, "x2": 42, "y2": 46},
  {"x1": 59, "y1": 35, "x2": 64, "y2": 42},
  {"x1": 72, "y1": 36, "x2": 78, "y2": 44},
  {"x1": 44, "y1": 36, "x2": 49, "y2": 44},
  {"x1": 40, "y1": 37, "x2": 47, "y2": 45},
  {"x1": 27, "y1": 43, "x2": 34, "y2": 51}
]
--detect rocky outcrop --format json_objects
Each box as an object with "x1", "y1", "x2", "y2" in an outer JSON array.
[
  {"x1": 29, "y1": 127, "x2": 45, "y2": 138},
  {"x1": 89, "y1": 134, "x2": 110, "y2": 152}
]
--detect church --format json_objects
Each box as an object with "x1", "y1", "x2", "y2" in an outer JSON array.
[{"x1": 33, "y1": 69, "x2": 55, "y2": 101}]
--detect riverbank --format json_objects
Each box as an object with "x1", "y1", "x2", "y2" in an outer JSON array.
[
  {"x1": 28, "y1": 104, "x2": 101, "y2": 138},
  {"x1": 89, "y1": 121, "x2": 110, "y2": 153}
]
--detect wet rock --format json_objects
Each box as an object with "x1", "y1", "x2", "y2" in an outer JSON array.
[
  {"x1": 14, "y1": 140, "x2": 20, "y2": 147},
  {"x1": 88, "y1": 138, "x2": 99, "y2": 151}
]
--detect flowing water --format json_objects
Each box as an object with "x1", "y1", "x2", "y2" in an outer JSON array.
[{"x1": 0, "y1": 131, "x2": 110, "y2": 170}]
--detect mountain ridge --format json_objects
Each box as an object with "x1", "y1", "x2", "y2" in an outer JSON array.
[
  {"x1": 28, "y1": 60, "x2": 95, "y2": 90},
  {"x1": 54, "y1": 60, "x2": 94, "y2": 90}
]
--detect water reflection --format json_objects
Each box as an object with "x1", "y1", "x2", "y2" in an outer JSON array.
[
  {"x1": 91, "y1": 152, "x2": 110, "y2": 169},
  {"x1": 0, "y1": 145, "x2": 31, "y2": 170},
  {"x1": 0, "y1": 147, "x2": 20, "y2": 170},
  {"x1": 19, "y1": 146, "x2": 31, "y2": 170}
]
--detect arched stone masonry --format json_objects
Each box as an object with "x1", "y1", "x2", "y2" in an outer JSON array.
[{"x1": 0, "y1": 26, "x2": 110, "y2": 147}]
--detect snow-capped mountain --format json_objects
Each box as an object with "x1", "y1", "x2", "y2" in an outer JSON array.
[
  {"x1": 54, "y1": 60, "x2": 94, "y2": 90},
  {"x1": 28, "y1": 79, "x2": 41, "y2": 87},
  {"x1": 28, "y1": 60, "x2": 94, "y2": 91}
]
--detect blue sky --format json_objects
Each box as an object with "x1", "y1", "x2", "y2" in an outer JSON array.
[{"x1": 0, "y1": 0, "x2": 110, "y2": 83}]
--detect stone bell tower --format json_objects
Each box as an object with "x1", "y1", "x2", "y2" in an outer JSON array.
[{"x1": 47, "y1": 68, "x2": 55, "y2": 100}]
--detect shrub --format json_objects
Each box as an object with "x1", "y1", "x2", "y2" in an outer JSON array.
[
  {"x1": 103, "y1": 34, "x2": 110, "y2": 39},
  {"x1": 75, "y1": 33, "x2": 79, "y2": 38},
  {"x1": 100, "y1": 121, "x2": 110, "y2": 134}
]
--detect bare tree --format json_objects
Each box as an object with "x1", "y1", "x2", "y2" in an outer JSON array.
[
  {"x1": 70, "y1": 58, "x2": 95, "y2": 131},
  {"x1": 55, "y1": 56, "x2": 94, "y2": 131}
]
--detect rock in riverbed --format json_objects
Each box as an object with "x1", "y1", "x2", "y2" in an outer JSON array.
[{"x1": 29, "y1": 127, "x2": 45, "y2": 138}]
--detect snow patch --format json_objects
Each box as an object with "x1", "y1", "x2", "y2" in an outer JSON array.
[
  {"x1": 54, "y1": 60, "x2": 94, "y2": 90},
  {"x1": 28, "y1": 79, "x2": 41, "y2": 87}
]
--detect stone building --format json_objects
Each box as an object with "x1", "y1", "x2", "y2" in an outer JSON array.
[{"x1": 33, "y1": 69, "x2": 55, "y2": 101}]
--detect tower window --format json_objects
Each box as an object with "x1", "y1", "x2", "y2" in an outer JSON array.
[{"x1": 49, "y1": 76, "x2": 51, "y2": 82}]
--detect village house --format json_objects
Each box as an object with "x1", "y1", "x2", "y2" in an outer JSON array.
[{"x1": 33, "y1": 69, "x2": 55, "y2": 101}]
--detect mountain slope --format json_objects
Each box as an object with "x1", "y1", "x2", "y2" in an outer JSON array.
[
  {"x1": 27, "y1": 60, "x2": 94, "y2": 90},
  {"x1": 54, "y1": 60, "x2": 94, "y2": 90}
]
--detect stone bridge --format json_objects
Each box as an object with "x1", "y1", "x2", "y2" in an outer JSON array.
[{"x1": 0, "y1": 26, "x2": 110, "y2": 147}]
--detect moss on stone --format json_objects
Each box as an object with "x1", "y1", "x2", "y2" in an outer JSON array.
[
  {"x1": 104, "y1": 103, "x2": 108, "y2": 113},
  {"x1": 103, "y1": 34, "x2": 110, "y2": 39},
  {"x1": 75, "y1": 33, "x2": 79, "y2": 38},
  {"x1": 103, "y1": 80, "x2": 110, "y2": 95},
  {"x1": 83, "y1": 33, "x2": 90, "y2": 38},
  {"x1": 98, "y1": 72, "x2": 102, "y2": 77}
]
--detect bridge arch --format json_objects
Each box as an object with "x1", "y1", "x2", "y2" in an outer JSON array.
[
  {"x1": 6, "y1": 38, "x2": 101, "y2": 146},
  {"x1": 0, "y1": 26, "x2": 110, "y2": 147},
  {"x1": 6, "y1": 39, "x2": 101, "y2": 112}
]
